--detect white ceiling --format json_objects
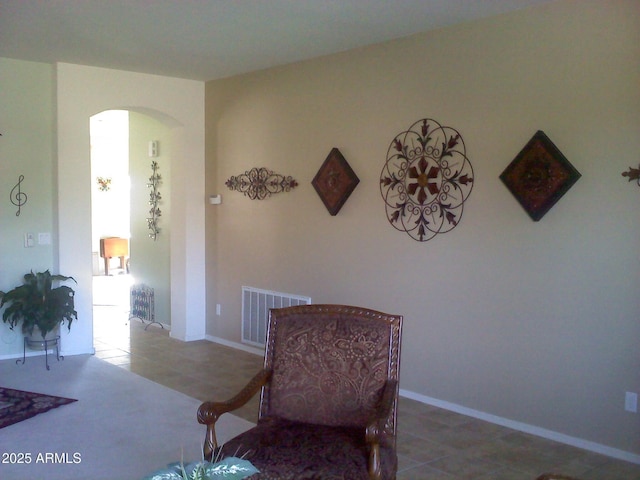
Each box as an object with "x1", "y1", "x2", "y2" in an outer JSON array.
[{"x1": 0, "y1": 0, "x2": 552, "y2": 81}]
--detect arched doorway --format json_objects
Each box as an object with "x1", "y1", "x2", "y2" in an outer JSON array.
[
  {"x1": 56, "y1": 62, "x2": 206, "y2": 356},
  {"x1": 90, "y1": 110, "x2": 173, "y2": 344}
]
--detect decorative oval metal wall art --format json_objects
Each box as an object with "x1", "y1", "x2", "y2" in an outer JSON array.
[
  {"x1": 380, "y1": 118, "x2": 474, "y2": 242},
  {"x1": 226, "y1": 167, "x2": 298, "y2": 200}
]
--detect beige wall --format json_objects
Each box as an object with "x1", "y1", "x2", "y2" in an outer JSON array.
[{"x1": 206, "y1": 0, "x2": 640, "y2": 458}]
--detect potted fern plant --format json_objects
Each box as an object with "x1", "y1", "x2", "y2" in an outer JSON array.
[{"x1": 0, "y1": 270, "x2": 77, "y2": 341}]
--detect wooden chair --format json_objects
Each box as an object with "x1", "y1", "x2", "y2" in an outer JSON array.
[{"x1": 198, "y1": 304, "x2": 403, "y2": 480}]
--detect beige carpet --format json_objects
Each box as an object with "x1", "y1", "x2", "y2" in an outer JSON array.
[{"x1": 0, "y1": 354, "x2": 254, "y2": 480}]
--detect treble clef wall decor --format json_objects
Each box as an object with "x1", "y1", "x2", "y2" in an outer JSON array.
[{"x1": 10, "y1": 175, "x2": 28, "y2": 216}]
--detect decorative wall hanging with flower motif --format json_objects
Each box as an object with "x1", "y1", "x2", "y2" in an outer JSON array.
[
  {"x1": 380, "y1": 118, "x2": 474, "y2": 242},
  {"x1": 225, "y1": 167, "x2": 298, "y2": 200}
]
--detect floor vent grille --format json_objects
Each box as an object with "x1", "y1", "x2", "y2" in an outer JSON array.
[{"x1": 241, "y1": 286, "x2": 311, "y2": 347}]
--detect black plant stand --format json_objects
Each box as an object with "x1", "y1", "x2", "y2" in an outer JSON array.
[{"x1": 16, "y1": 335, "x2": 63, "y2": 370}]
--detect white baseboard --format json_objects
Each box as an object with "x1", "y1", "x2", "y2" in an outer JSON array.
[
  {"x1": 0, "y1": 351, "x2": 41, "y2": 361},
  {"x1": 202, "y1": 338, "x2": 640, "y2": 464},
  {"x1": 0, "y1": 347, "x2": 94, "y2": 361},
  {"x1": 169, "y1": 330, "x2": 205, "y2": 342},
  {"x1": 400, "y1": 388, "x2": 640, "y2": 465},
  {"x1": 62, "y1": 347, "x2": 95, "y2": 356}
]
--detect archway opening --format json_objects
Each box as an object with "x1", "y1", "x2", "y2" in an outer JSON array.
[{"x1": 90, "y1": 109, "x2": 172, "y2": 347}]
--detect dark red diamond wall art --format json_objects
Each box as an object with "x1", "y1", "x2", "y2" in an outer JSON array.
[
  {"x1": 500, "y1": 131, "x2": 581, "y2": 221},
  {"x1": 312, "y1": 148, "x2": 360, "y2": 216}
]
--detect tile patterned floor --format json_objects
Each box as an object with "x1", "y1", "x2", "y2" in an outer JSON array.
[{"x1": 93, "y1": 305, "x2": 640, "y2": 480}]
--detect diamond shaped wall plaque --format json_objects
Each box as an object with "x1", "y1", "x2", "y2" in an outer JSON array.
[
  {"x1": 312, "y1": 148, "x2": 359, "y2": 215},
  {"x1": 500, "y1": 131, "x2": 581, "y2": 221}
]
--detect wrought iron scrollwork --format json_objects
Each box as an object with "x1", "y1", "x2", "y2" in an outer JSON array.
[
  {"x1": 225, "y1": 167, "x2": 298, "y2": 200},
  {"x1": 147, "y1": 161, "x2": 162, "y2": 240},
  {"x1": 380, "y1": 118, "x2": 474, "y2": 242}
]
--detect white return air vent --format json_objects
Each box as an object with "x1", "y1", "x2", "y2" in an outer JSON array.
[{"x1": 241, "y1": 286, "x2": 311, "y2": 348}]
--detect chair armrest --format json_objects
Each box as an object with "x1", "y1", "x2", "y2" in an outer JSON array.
[
  {"x1": 197, "y1": 368, "x2": 271, "y2": 460},
  {"x1": 365, "y1": 379, "x2": 398, "y2": 480},
  {"x1": 198, "y1": 368, "x2": 271, "y2": 423},
  {"x1": 371, "y1": 379, "x2": 398, "y2": 429}
]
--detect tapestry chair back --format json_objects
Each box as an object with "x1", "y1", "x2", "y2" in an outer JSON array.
[
  {"x1": 198, "y1": 304, "x2": 403, "y2": 480},
  {"x1": 261, "y1": 305, "x2": 401, "y2": 436}
]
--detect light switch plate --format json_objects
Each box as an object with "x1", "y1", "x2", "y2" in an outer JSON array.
[
  {"x1": 38, "y1": 232, "x2": 51, "y2": 245},
  {"x1": 24, "y1": 233, "x2": 34, "y2": 248},
  {"x1": 625, "y1": 392, "x2": 638, "y2": 413}
]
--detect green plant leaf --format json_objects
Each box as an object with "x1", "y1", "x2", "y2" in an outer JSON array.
[
  {"x1": 142, "y1": 458, "x2": 258, "y2": 480},
  {"x1": 0, "y1": 270, "x2": 77, "y2": 338}
]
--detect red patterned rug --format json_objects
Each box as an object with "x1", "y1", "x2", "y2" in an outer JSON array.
[{"x1": 0, "y1": 387, "x2": 77, "y2": 429}]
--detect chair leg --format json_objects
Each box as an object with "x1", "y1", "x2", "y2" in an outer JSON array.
[{"x1": 203, "y1": 424, "x2": 218, "y2": 462}]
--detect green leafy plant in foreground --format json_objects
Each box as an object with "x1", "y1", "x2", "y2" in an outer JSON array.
[
  {"x1": 142, "y1": 457, "x2": 259, "y2": 480},
  {"x1": 0, "y1": 270, "x2": 77, "y2": 338}
]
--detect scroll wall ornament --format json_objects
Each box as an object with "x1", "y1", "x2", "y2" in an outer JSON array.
[
  {"x1": 380, "y1": 118, "x2": 474, "y2": 242},
  {"x1": 147, "y1": 161, "x2": 162, "y2": 240},
  {"x1": 10, "y1": 175, "x2": 27, "y2": 216},
  {"x1": 225, "y1": 167, "x2": 298, "y2": 200},
  {"x1": 622, "y1": 164, "x2": 640, "y2": 186}
]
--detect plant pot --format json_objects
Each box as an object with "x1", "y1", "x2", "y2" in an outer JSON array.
[{"x1": 25, "y1": 325, "x2": 61, "y2": 351}]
